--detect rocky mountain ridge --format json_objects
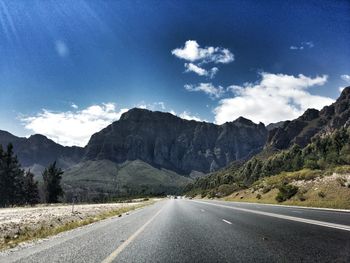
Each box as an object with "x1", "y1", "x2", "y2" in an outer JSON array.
[
  {"x1": 84, "y1": 108, "x2": 268, "y2": 174},
  {"x1": 267, "y1": 86, "x2": 350, "y2": 150}
]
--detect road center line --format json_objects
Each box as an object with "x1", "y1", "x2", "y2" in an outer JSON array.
[
  {"x1": 192, "y1": 200, "x2": 350, "y2": 232},
  {"x1": 101, "y1": 206, "x2": 164, "y2": 263},
  {"x1": 222, "y1": 219, "x2": 232, "y2": 224}
]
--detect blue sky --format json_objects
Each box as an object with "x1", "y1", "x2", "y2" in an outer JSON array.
[{"x1": 0, "y1": 0, "x2": 349, "y2": 146}]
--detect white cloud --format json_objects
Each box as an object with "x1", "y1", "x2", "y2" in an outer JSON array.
[
  {"x1": 172, "y1": 40, "x2": 234, "y2": 64},
  {"x1": 71, "y1": 103, "x2": 78, "y2": 109},
  {"x1": 55, "y1": 40, "x2": 69, "y2": 57},
  {"x1": 290, "y1": 41, "x2": 314, "y2": 50},
  {"x1": 184, "y1": 63, "x2": 207, "y2": 76},
  {"x1": 184, "y1": 63, "x2": 218, "y2": 78},
  {"x1": 184, "y1": 83, "x2": 225, "y2": 99},
  {"x1": 136, "y1": 101, "x2": 166, "y2": 111},
  {"x1": 214, "y1": 73, "x2": 334, "y2": 125},
  {"x1": 21, "y1": 103, "x2": 128, "y2": 147},
  {"x1": 179, "y1": 111, "x2": 203, "y2": 122},
  {"x1": 341, "y1": 74, "x2": 350, "y2": 83},
  {"x1": 339, "y1": 87, "x2": 345, "y2": 93}
]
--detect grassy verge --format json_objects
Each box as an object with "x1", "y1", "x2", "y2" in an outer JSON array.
[
  {"x1": 222, "y1": 167, "x2": 350, "y2": 209},
  {"x1": 1, "y1": 201, "x2": 155, "y2": 251}
]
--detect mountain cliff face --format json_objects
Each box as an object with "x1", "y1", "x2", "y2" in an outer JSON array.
[
  {"x1": 267, "y1": 86, "x2": 350, "y2": 150},
  {"x1": 84, "y1": 109, "x2": 268, "y2": 174},
  {"x1": 0, "y1": 131, "x2": 84, "y2": 169}
]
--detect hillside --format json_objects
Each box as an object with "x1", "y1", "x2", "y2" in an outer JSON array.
[
  {"x1": 267, "y1": 86, "x2": 350, "y2": 149},
  {"x1": 185, "y1": 87, "x2": 350, "y2": 207},
  {"x1": 84, "y1": 108, "x2": 268, "y2": 174},
  {"x1": 0, "y1": 131, "x2": 84, "y2": 172},
  {"x1": 62, "y1": 159, "x2": 191, "y2": 202}
]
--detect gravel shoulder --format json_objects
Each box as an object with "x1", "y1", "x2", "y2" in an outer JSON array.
[{"x1": 0, "y1": 200, "x2": 154, "y2": 250}]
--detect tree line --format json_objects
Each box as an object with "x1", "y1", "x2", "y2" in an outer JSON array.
[
  {"x1": 0, "y1": 143, "x2": 64, "y2": 207},
  {"x1": 186, "y1": 126, "x2": 350, "y2": 194}
]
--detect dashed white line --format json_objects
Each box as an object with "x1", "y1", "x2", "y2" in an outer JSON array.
[
  {"x1": 192, "y1": 200, "x2": 350, "y2": 232},
  {"x1": 222, "y1": 219, "x2": 232, "y2": 225}
]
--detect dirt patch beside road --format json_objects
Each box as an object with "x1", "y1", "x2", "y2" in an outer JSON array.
[{"x1": 0, "y1": 201, "x2": 153, "y2": 250}]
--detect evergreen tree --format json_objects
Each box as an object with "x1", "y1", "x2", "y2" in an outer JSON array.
[
  {"x1": 42, "y1": 161, "x2": 64, "y2": 203},
  {"x1": 23, "y1": 170, "x2": 39, "y2": 205},
  {"x1": 0, "y1": 144, "x2": 25, "y2": 206}
]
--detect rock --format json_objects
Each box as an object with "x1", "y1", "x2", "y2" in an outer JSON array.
[
  {"x1": 84, "y1": 108, "x2": 268, "y2": 174},
  {"x1": 267, "y1": 86, "x2": 350, "y2": 149}
]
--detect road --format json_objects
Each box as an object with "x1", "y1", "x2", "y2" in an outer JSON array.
[{"x1": 1, "y1": 199, "x2": 349, "y2": 263}]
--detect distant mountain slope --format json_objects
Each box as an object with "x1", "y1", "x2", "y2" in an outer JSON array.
[
  {"x1": 84, "y1": 109, "x2": 268, "y2": 174},
  {"x1": 63, "y1": 159, "x2": 191, "y2": 201},
  {"x1": 0, "y1": 131, "x2": 84, "y2": 170},
  {"x1": 185, "y1": 87, "x2": 350, "y2": 198},
  {"x1": 267, "y1": 86, "x2": 350, "y2": 149}
]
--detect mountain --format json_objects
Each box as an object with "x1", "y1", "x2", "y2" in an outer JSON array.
[
  {"x1": 63, "y1": 159, "x2": 191, "y2": 201},
  {"x1": 267, "y1": 86, "x2": 350, "y2": 149},
  {"x1": 0, "y1": 110, "x2": 267, "y2": 199},
  {"x1": 266, "y1": 121, "x2": 285, "y2": 131},
  {"x1": 0, "y1": 131, "x2": 84, "y2": 173},
  {"x1": 186, "y1": 87, "x2": 350, "y2": 198},
  {"x1": 84, "y1": 108, "x2": 268, "y2": 174}
]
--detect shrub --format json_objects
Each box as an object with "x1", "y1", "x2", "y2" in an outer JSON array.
[
  {"x1": 318, "y1": 191, "x2": 326, "y2": 198},
  {"x1": 256, "y1": 194, "x2": 262, "y2": 199},
  {"x1": 336, "y1": 177, "x2": 346, "y2": 187},
  {"x1": 275, "y1": 184, "x2": 298, "y2": 202},
  {"x1": 262, "y1": 185, "x2": 272, "y2": 194},
  {"x1": 216, "y1": 184, "x2": 238, "y2": 197}
]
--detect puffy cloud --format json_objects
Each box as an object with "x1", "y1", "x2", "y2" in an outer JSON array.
[
  {"x1": 55, "y1": 40, "x2": 69, "y2": 57},
  {"x1": 172, "y1": 40, "x2": 233, "y2": 79},
  {"x1": 341, "y1": 74, "x2": 350, "y2": 83},
  {"x1": 172, "y1": 40, "x2": 234, "y2": 64},
  {"x1": 214, "y1": 73, "x2": 333, "y2": 125},
  {"x1": 184, "y1": 63, "x2": 218, "y2": 78},
  {"x1": 184, "y1": 83, "x2": 225, "y2": 99},
  {"x1": 290, "y1": 41, "x2": 314, "y2": 50},
  {"x1": 21, "y1": 103, "x2": 128, "y2": 146}
]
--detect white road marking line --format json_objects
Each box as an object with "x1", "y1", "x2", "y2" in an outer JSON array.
[
  {"x1": 101, "y1": 207, "x2": 164, "y2": 263},
  {"x1": 192, "y1": 200, "x2": 350, "y2": 232},
  {"x1": 222, "y1": 219, "x2": 232, "y2": 225},
  {"x1": 200, "y1": 209, "x2": 205, "y2": 212}
]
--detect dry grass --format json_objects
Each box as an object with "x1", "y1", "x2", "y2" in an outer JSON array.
[
  {"x1": 224, "y1": 169, "x2": 350, "y2": 209},
  {"x1": 1, "y1": 201, "x2": 154, "y2": 251}
]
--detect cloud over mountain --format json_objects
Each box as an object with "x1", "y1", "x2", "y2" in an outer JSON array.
[
  {"x1": 214, "y1": 73, "x2": 334, "y2": 125},
  {"x1": 21, "y1": 103, "x2": 128, "y2": 146}
]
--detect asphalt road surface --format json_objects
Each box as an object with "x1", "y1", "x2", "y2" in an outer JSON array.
[{"x1": 1, "y1": 199, "x2": 349, "y2": 263}]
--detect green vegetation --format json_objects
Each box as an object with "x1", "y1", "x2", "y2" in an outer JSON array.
[
  {"x1": 275, "y1": 184, "x2": 298, "y2": 202},
  {"x1": 43, "y1": 162, "x2": 64, "y2": 203},
  {"x1": 63, "y1": 159, "x2": 192, "y2": 202},
  {"x1": 0, "y1": 143, "x2": 65, "y2": 207},
  {"x1": 224, "y1": 166, "x2": 350, "y2": 209},
  {"x1": 0, "y1": 143, "x2": 39, "y2": 207},
  {"x1": 185, "y1": 127, "x2": 350, "y2": 202}
]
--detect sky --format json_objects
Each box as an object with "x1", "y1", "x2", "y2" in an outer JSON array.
[{"x1": 0, "y1": 0, "x2": 349, "y2": 146}]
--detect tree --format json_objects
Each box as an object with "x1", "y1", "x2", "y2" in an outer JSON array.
[
  {"x1": 0, "y1": 143, "x2": 25, "y2": 206},
  {"x1": 42, "y1": 162, "x2": 64, "y2": 203},
  {"x1": 23, "y1": 170, "x2": 39, "y2": 205}
]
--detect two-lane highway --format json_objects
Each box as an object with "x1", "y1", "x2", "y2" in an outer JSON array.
[{"x1": 1, "y1": 199, "x2": 349, "y2": 263}]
